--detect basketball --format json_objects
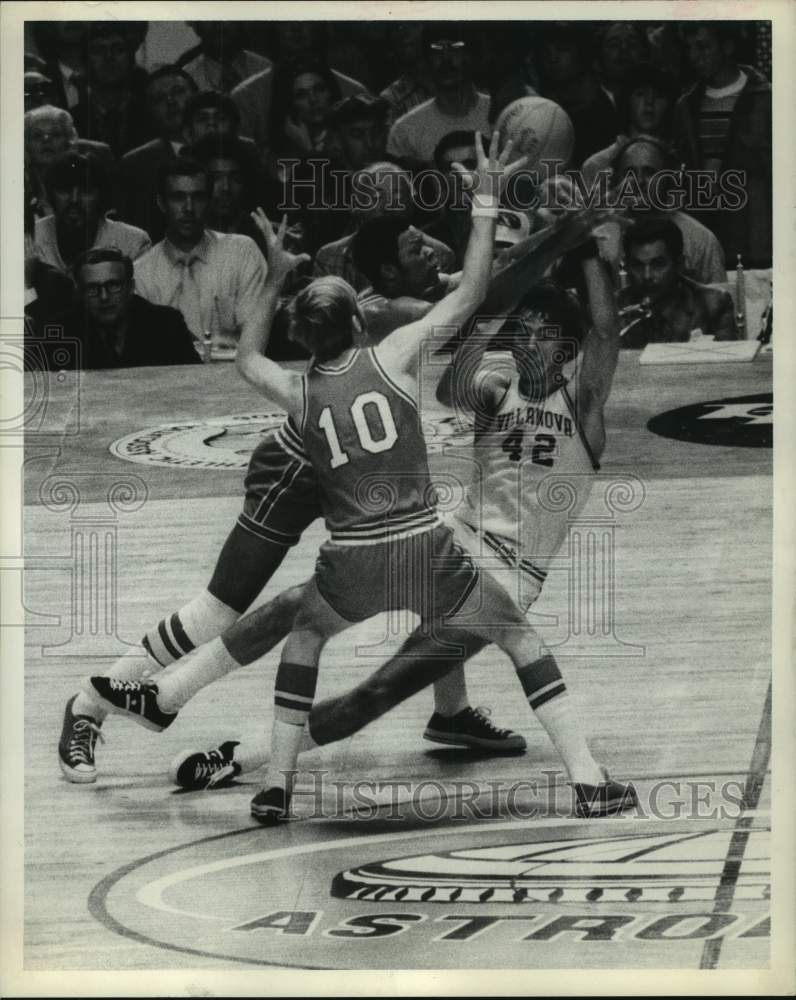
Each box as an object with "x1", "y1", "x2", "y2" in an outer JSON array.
[{"x1": 495, "y1": 97, "x2": 575, "y2": 169}]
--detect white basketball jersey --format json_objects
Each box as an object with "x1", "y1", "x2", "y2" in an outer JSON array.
[{"x1": 460, "y1": 364, "x2": 599, "y2": 579}]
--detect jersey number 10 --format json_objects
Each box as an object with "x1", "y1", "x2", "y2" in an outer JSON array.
[{"x1": 318, "y1": 391, "x2": 398, "y2": 469}]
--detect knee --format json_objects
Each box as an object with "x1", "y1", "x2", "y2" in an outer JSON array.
[
  {"x1": 285, "y1": 616, "x2": 326, "y2": 658},
  {"x1": 276, "y1": 584, "x2": 305, "y2": 621}
]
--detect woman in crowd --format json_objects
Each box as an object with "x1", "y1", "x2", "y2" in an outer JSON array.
[
  {"x1": 267, "y1": 59, "x2": 342, "y2": 171},
  {"x1": 25, "y1": 105, "x2": 78, "y2": 218},
  {"x1": 267, "y1": 60, "x2": 346, "y2": 254},
  {"x1": 24, "y1": 105, "x2": 115, "y2": 218}
]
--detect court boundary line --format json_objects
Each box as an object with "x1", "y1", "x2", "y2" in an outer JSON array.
[{"x1": 699, "y1": 678, "x2": 772, "y2": 969}]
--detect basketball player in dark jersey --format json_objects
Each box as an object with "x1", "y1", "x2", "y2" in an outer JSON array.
[
  {"x1": 168, "y1": 224, "x2": 633, "y2": 819},
  {"x1": 58, "y1": 201, "x2": 545, "y2": 784},
  {"x1": 89, "y1": 133, "x2": 636, "y2": 823},
  {"x1": 63, "y1": 181, "x2": 594, "y2": 784}
]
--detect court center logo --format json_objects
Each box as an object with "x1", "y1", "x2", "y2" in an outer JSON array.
[
  {"x1": 647, "y1": 392, "x2": 772, "y2": 448},
  {"x1": 90, "y1": 819, "x2": 769, "y2": 969},
  {"x1": 110, "y1": 412, "x2": 473, "y2": 469},
  {"x1": 109, "y1": 413, "x2": 286, "y2": 469},
  {"x1": 332, "y1": 829, "x2": 770, "y2": 904}
]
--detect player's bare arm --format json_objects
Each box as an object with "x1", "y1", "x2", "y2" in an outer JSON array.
[
  {"x1": 437, "y1": 208, "x2": 613, "y2": 412},
  {"x1": 569, "y1": 240, "x2": 622, "y2": 461},
  {"x1": 375, "y1": 131, "x2": 528, "y2": 377},
  {"x1": 236, "y1": 210, "x2": 310, "y2": 416}
]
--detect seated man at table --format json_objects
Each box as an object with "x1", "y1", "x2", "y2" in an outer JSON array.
[
  {"x1": 618, "y1": 218, "x2": 738, "y2": 347},
  {"x1": 64, "y1": 247, "x2": 201, "y2": 369}
]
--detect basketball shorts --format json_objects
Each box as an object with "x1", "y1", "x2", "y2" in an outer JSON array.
[
  {"x1": 314, "y1": 522, "x2": 479, "y2": 624},
  {"x1": 237, "y1": 434, "x2": 321, "y2": 547},
  {"x1": 446, "y1": 514, "x2": 546, "y2": 615},
  {"x1": 207, "y1": 434, "x2": 322, "y2": 611}
]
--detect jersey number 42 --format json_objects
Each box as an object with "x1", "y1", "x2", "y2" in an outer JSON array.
[{"x1": 501, "y1": 429, "x2": 556, "y2": 466}]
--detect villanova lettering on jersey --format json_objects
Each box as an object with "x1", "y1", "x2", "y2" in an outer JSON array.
[{"x1": 489, "y1": 404, "x2": 575, "y2": 438}]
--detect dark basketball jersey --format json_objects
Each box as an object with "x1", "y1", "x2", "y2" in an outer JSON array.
[{"x1": 301, "y1": 348, "x2": 439, "y2": 544}]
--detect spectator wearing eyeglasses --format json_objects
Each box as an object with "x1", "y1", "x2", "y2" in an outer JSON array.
[
  {"x1": 34, "y1": 151, "x2": 150, "y2": 277},
  {"x1": 65, "y1": 247, "x2": 200, "y2": 369},
  {"x1": 24, "y1": 105, "x2": 115, "y2": 219},
  {"x1": 386, "y1": 26, "x2": 490, "y2": 168}
]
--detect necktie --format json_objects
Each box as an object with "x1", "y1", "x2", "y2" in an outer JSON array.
[{"x1": 173, "y1": 256, "x2": 204, "y2": 342}]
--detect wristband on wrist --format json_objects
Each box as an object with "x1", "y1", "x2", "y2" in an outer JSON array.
[{"x1": 471, "y1": 192, "x2": 499, "y2": 218}]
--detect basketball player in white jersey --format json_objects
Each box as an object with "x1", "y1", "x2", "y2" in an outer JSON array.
[
  {"x1": 169, "y1": 226, "x2": 628, "y2": 811},
  {"x1": 60, "y1": 166, "x2": 579, "y2": 785},
  {"x1": 89, "y1": 133, "x2": 636, "y2": 822}
]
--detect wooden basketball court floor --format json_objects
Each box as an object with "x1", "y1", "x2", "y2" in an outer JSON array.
[{"x1": 17, "y1": 351, "x2": 774, "y2": 974}]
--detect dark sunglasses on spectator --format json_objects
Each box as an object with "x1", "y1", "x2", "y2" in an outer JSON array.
[
  {"x1": 82, "y1": 280, "x2": 126, "y2": 297},
  {"x1": 430, "y1": 40, "x2": 466, "y2": 52}
]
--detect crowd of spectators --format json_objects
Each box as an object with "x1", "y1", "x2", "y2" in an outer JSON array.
[{"x1": 22, "y1": 19, "x2": 773, "y2": 369}]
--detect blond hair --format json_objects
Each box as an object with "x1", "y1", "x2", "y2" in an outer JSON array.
[
  {"x1": 24, "y1": 105, "x2": 78, "y2": 160},
  {"x1": 289, "y1": 277, "x2": 363, "y2": 362}
]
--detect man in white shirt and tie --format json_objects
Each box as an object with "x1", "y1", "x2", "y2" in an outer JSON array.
[{"x1": 133, "y1": 157, "x2": 267, "y2": 356}]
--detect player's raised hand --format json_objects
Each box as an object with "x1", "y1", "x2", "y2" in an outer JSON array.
[
  {"x1": 250, "y1": 209, "x2": 311, "y2": 282},
  {"x1": 450, "y1": 130, "x2": 529, "y2": 208}
]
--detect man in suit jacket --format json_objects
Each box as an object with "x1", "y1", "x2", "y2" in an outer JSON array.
[{"x1": 65, "y1": 247, "x2": 201, "y2": 369}]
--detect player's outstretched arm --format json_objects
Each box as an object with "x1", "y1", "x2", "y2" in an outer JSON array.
[
  {"x1": 571, "y1": 234, "x2": 622, "y2": 461},
  {"x1": 376, "y1": 131, "x2": 528, "y2": 376},
  {"x1": 236, "y1": 211, "x2": 310, "y2": 413},
  {"x1": 437, "y1": 208, "x2": 614, "y2": 411},
  {"x1": 577, "y1": 243, "x2": 621, "y2": 411}
]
